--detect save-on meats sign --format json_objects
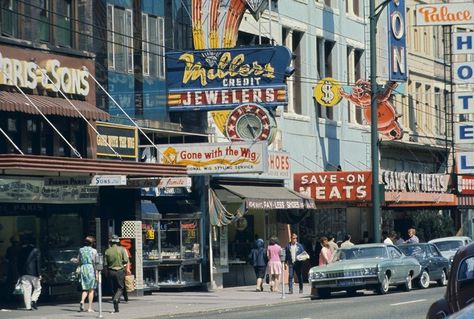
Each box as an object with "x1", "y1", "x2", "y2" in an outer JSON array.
[{"x1": 293, "y1": 171, "x2": 372, "y2": 202}]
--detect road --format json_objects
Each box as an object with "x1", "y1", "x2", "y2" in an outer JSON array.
[{"x1": 169, "y1": 287, "x2": 444, "y2": 319}]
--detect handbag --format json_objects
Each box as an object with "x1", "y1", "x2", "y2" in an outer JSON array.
[
  {"x1": 124, "y1": 274, "x2": 135, "y2": 293},
  {"x1": 296, "y1": 250, "x2": 310, "y2": 261},
  {"x1": 12, "y1": 279, "x2": 23, "y2": 295}
]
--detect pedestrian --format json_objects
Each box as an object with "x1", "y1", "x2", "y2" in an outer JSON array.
[
  {"x1": 384, "y1": 231, "x2": 397, "y2": 245},
  {"x1": 5, "y1": 235, "x2": 21, "y2": 301},
  {"x1": 340, "y1": 234, "x2": 354, "y2": 248},
  {"x1": 395, "y1": 232, "x2": 405, "y2": 245},
  {"x1": 285, "y1": 233, "x2": 305, "y2": 294},
  {"x1": 319, "y1": 236, "x2": 333, "y2": 266},
  {"x1": 266, "y1": 236, "x2": 282, "y2": 292},
  {"x1": 405, "y1": 227, "x2": 420, "y2": 244},
  {"x1": 248, "y1": 238, "x2": 267, "y2": 292},
  {"x1": 78, "y1": 236, "x2": 97, "y2": 313},
  {"x1": 120, "y1": 239, "x2": 133, "y2": 302},
  {"x1": 104, "y1": 235, "x2": 129, "y2": 313},
  {"x1": 17, "y1": 234, "x2": 41, "y2": 311},
  {"x1": 327, "y1": 235, "x2": 339, "y2": 253}
]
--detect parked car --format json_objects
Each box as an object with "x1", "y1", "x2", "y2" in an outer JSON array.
[
  {"x1": 429, "y1": 237, "x2": 472, "y2": 264},
  {"x1": 426, "y1": 242, "x2": 474, "y2": 319},
  {"x1": 308, "y1": 244, "x2": 421, "y2": 299},
  {"x1": 444, "y1": 303, "x2": 474, "y2": 319},
  {"x1": 398, "y1": 243, "x2": 449, "y2": 289}
]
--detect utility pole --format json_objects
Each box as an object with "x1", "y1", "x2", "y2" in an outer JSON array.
[{"x1": 370, "y1": 0, "x2": 381, "y2": 244}]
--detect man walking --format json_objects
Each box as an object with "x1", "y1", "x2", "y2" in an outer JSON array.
[
  {"x1": 105, "y1": 235, "x2": 129, "y2": 313},
  {"x1": 285, "y1": 233, "x2": 305, "y2": 294},
  {"x1": 18, "y1": 234, "x2": 41, "y2": 311}
]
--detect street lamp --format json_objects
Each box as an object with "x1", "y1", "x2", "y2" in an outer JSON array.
[{"x1": 369, "y1": 0, "x2": 393, "y2": 244}]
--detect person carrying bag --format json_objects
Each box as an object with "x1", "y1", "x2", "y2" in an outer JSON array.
[{"x1": 248, "y1": 238, "x2": 267, "y2": 292}]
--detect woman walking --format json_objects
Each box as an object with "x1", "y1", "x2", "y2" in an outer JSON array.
[
  {"x1": 249, "y1": 238, "x2": 267, "y2": 292},
  {"x1": 266, "y1": 236, "x2": 282, "y2": 292},
  {"x1": 78, "y1": 236, "x2": 97, "y2": 312}
]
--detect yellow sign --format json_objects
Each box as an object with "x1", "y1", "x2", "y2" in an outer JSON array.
[
  {"x1": 210, "y1": 110, "x2": 231, "y2": 135},
  {"x1": 313, "y1": 77, "x2": 342, "y2": 107}
]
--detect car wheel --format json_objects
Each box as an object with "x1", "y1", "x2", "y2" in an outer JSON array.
[
  {"x1": 437, "y1": 269, "x2": 448, "y2": 286},
  {"x1": 418, "y1": 270, "x2": 430, "y2": 289},
  {"x1": 318, "y1": 288, "x2": 331, "y2": 299},
  {"x1": 377, "y1": 274, "x2": 390, "y2": 295},
  {"x1": 400, "y1": 273, "x2": 412, "y2": 292}
]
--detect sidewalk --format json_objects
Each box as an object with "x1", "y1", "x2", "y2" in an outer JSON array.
[{"x1": 0, "y1": 285, "x2": 312, "y2": 319}]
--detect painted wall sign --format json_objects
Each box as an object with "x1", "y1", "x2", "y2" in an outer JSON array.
[
  {"x1": 293, "y1": 171, "x2": 372, "y2": 202},
  {"x1": 0, "y1": 177, "x2": 98, "y2": 204},
  {"x1": 458, "y1": 152, "x2": 474, "y2": 174},
  {"x1": 454, "y1": 92, "x2": 474, "y2": 114},
  {"x1": 458, "y1": 176, "x2": 474, "y2": 195},
  {"x1": 157, "y1": 141, "x2": 267, "y2": 175},
  {"x1": 166, "y1": 46, "x2": 292, "y2": 111},
  {"x1": 340, "y1": 80, "x2": 403, "y2": 140},
  {"x1": 415, "y1": 3, "x2": 474, "y2": 26},
  {"x1": 381, "y1": 170, "x2": 448, "y2": 193},
  {"x1": 454, "y1": 122, "x2": 474, "y2": 144},
  {"x1": 96, "y1": 122, "x2": 138, "y2": 159},
  {"x1": 387, "y1": 0, "x2": 407, "y2": 81}
]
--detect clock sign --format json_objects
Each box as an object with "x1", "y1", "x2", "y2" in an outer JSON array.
[{"x1": 225, "y1": 103, "x2": 277, "y2": 143}]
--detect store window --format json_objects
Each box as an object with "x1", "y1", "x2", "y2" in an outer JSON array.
[
  {"x1": 107, "y1": 5, "x2": 134, "y2": 73},
  {"x1": 142, "y1": 13, "x2": 165, "y2": 79}
]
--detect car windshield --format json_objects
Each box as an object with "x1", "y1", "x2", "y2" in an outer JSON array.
[
  {"x1": 433, "y1": 240, "x2": 463, "y2": 252},
  {"x1": 336, "y1": 247, "x2": 388, "y2": 260},
  {"x1": 398, "y1": 245, "x2": 424, "y2": 257}
]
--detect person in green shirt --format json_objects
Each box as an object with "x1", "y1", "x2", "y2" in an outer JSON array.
[{"x1": 104, "y1": 235, "x2": 128, "y2": 313}]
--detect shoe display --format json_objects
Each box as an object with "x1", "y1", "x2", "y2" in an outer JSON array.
[{"x1": 31, "y1": 301, "x2": 38, "y2": 310}]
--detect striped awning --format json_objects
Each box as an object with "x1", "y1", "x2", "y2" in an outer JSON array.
[{"x1": 0, "y1": 91, "x2": 109, "y2": 121}]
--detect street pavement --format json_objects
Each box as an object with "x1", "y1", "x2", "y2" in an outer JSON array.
[{"x1": 0, "y1": 284, "x2": 444, "y2": 319}]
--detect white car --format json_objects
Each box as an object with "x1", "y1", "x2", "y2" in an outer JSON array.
[{"x1": 429, "y1": 236, "x2": 472, "y2": 264}]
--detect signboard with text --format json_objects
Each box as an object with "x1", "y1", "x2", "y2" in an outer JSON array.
[
  {"x1": 96, "y1": 122, "x2": 138, "y2": 159},
  {"x1": 387, "y1": 0, "x2": 407, "y2": 81},
  {"x1": 166, "y1": 46, "x2": 292, "y2": 111},
  {"x1": 415, "y1": 4, "x2": 474, "y2": 26},
  {"x1": 458, "y1": 176, "x2": 474, "y2": 195},
  {"x1": 157, "y1": 141, "x2": 267, "y2": 175},
  {"x1": 458, "y1": 152, "x2": 474, "y2": 174},
  {"x1": 293, "y1": 171, "x2": 372, "y2": 202},
  {"x1": 381, "y1": 170, "x2": 448, "y2": 193}
]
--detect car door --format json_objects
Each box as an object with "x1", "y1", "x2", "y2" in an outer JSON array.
[
  {"x1": 387, "y1": 246, "x2": 404, "y2": 282},
  {"x1": 454, "y1": 256, "x2": 474, "y2": 310},
  {"x1": 427, "y1": 244, "x2": 443, "y2": 279}
]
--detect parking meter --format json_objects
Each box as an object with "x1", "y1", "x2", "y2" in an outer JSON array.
[
  {"x1": 94, "y1": 253, "x2": 104, "y2": 318},
  {"x1": 94, "y1": 253, "x2": 104, "y2": 271},
  {"x1": 280, "y1": 248, "x2": 286, "y2": 299}
]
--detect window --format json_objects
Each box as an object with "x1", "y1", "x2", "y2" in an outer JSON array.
[
  {"x1": 142, "y1": 13, "x2": 165, "y2": 79},
  {"x1": 55, "y1": 0, "x2": 72, "y2": 47},
  {"x1": 425, "y1": 85, "x2": 432, "y2": 132},
  {"x1": 346, "y1": 0, "x2": 360, "y2": 17},
  {"x1": 283, "y1": 27, "x2": 304, "y2": 115},
  {"x1": 1, "y1": 0, "x2": 17, "y2": 36},
  {"x1": 108, "y1": 5, "x2": 134, "y2": 73},
  {"x1": 39, "y1": 0, "x2": 50, "y2": 42},
  {"x1": 315, "y1": 39, "x2": 336, "y2": 120},
  {"x1": 347, "y1": 47, "x2": 364, "y2": 124},
  {"x1": 22, "y1": 0, "x2": 50, "y2": 42},
  {"x1": 433, "y1": 26, "x2": 444, "y2": 59},
  {"x1": 434, "y1": 87, "x2": 444, "y2": 136}
]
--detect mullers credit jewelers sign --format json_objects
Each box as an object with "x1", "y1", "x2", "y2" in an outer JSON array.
[
  {"x1": 293, "y1": 171, "x2": 372, "y2": 202},
  {"x1": 166, "y1": 46, "x2": 292, "y2": 111},
  {"x1": 156, "y1": 141, "x2": 267, "y2": 175}
]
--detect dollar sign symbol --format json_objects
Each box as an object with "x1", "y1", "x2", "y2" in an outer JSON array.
[{"x1": 321, "y1": 80, "x2": 334, "y2": 104}]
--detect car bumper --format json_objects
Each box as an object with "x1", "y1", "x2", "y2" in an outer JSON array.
[{"x1": 310, "y1": 275, "x2": 379, "y2": 290}]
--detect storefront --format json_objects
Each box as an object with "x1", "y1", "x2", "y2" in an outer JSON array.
[
  {"x1": 381, "y1": 170, "x2": 457, "y2": 241},
  {"x1": 209, "y1": 178, "x2": 315, "y2": 288},
  {"x1": 293, "y1": 170, "x2": 374, "y2": 246},
  {"x1": 457, "y1": 175, "x2": 474, "y2": 238}
]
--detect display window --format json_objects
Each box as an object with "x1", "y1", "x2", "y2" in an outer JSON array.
[{"x1": 142, "y1": 220, "x2": 160, "y2": 260}]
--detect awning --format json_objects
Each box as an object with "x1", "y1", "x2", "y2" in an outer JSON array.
[
  {"x1": 215, "y1": 183, "x2": 316, "y2": 210},
  {"x1": 0, "y1": 91, "x2": 109, "y2": 121}
]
